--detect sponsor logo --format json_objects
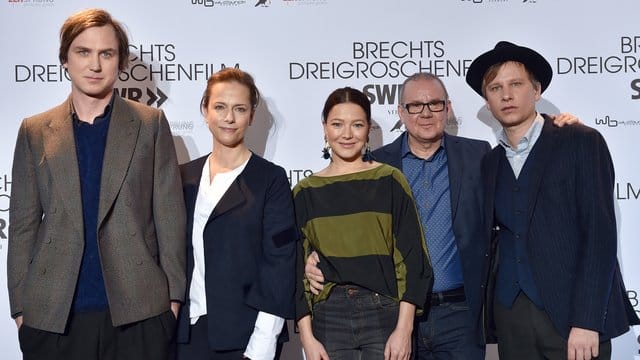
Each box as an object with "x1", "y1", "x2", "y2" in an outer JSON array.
[
  {"x1": 7, "y1": 0, "x2": 55, "y2": 7},
  {"x1": 254, "y1": 0, "x2": 271, "y2": 6},
  {"x1": 0, "y1": 216, "x2": 6, "y2": 241},
  {"x1": 290, "y1": 40, "x2": 471, "y2": 81},
  {"x1": 629, "y1": 290, "x2": 639, "y2": 316},
  {"x1": 287, "y1": 169, "x2": 313, "y2": 186},
  {"x1": 0, "y1": 174, "x2": 10, "y2": 241},
  {"x1": 14, "y1": 43, "x2": 240, "y2": 112},
  {"x1": 632, "y1": 78, "x2": 640, "y2": 99},
  {"x1": 114, "y1": 87, "x2": 168, "y2": 107},
  {"x1": 364, "y1": 83, "x2": 403, "y2": 106},
  {"x1": 460, "y1": 0, "x2": 535, "y2": 4},
  {"x1": 189, "y1": 0, "x2": 246, "y2": 7},
  {"x1": 0, "y1": 174, "x2": 10, "y2": 194},
  {"x1": 616, "y1": 182, "x2": 640, "y2": 200},
  {"x1": 282, "y1": 0, "x2": 327, "y2": 6},
  {"x1": 556, "y1": 36, "x2": 640, "y2": 76},
  {"x1": 594, "y1": 115, "x2": 640, "y2": 127},
  {"x1": 169, "y1": 121, "x2": 195, "y2": 134}
]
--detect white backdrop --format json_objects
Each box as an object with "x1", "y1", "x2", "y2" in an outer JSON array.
[{"x1": 1, "y1": 0, "x2": 639, "y2": 359}]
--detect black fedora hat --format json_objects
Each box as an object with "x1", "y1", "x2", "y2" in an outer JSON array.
[{"x1": 465, "y1": 41, "x2": 552, "y2": 97}]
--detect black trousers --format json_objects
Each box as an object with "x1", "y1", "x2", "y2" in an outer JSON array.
[
  {"x1": 18, "y1": 310, "x2": 176, "y2": 360},
  {"x1": 176, "y1": 316, "x2": 245, "y2": 360},
  {"x1": 494, "y1": 293, "x2": 611, "y2": 360}
]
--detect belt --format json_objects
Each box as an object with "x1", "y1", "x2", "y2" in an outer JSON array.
[{"x1": 430, "y1": 287, "x2": 466, "y2": 306}]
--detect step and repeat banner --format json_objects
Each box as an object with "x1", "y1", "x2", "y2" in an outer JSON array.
[{"x1": 1, "y1": 0, "x2": 639, "y2": 359}]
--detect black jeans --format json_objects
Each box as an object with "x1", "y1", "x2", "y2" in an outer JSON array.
[
  {"x1": 312, "y1": 284, "x2": 399, "y2": 359},
  {"x1": 176, "y1": 316, "x2": 245, "y2": 360}
]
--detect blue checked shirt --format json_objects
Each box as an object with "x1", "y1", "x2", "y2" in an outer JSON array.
[{"x1": 401, "y1": 134, "x2": 463, "y2": 292}]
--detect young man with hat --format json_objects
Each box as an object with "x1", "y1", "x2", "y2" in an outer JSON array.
[{"x1": 466, "y1": 41, "x2": 639, "y2": 360}]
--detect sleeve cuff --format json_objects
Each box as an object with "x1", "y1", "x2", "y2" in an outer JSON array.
[{"x1": 243, "y1": 311, "x2": 285, "y2": 360}]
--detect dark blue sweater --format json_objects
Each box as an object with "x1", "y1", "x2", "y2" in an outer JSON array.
[{"x1": 71, "y1": 101, "x2": 112, "y2": 312}]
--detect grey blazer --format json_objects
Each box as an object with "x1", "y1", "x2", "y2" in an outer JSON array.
[{"x1": 8, "y1": 95, "x2": 186, "y2": 333}]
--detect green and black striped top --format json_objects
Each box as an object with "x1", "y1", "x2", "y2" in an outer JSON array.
[{"x1": 294, "y1": 163, "x2": 432, "y2": 320}]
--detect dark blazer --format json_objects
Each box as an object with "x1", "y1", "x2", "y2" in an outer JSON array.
[
  {"x1": 8, "y1": 95, "x2": 186, "y2": 333},
  {"x1": 373, "y1": 132, "x2": 491, "y2": 345},
  {"x1": 481, "y1": 115, "x2": 640, "y2": 340},
  {"x1": 177, "y1": 153, "x2": 297, "y2": 351}
]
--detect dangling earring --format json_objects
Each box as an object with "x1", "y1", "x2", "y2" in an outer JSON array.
[
  {"x1": 322, "y1": 139, "x2": 331, "y2": 159},
  {"x1": 362, "y1": 142, "x2": 373, "y2": 162}
]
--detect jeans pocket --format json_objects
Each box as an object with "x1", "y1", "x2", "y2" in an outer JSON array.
[
  {"x1": 375, "y1": 294, "x2": 399, "y2": 309},
  {"x1": 450, "y1": 303, "x2": 470, "y2": 311}
]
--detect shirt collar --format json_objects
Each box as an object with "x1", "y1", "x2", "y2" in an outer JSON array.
[
  {"x1": 71, "y1": 91, "x2": 116, "y2": 125},
  {"x1": 401, "y1": 131, "x2": 446, "y2": 159},
  {"x1": 497, "y1": 113, "x2": 544, "y2": 153}
]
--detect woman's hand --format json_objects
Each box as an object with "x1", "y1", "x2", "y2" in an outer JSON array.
[
  {"x1": 298, "y1": 315, "x2": 330, "y2": 360},
  {"x1": 384, "y1": 301, "x2": 415, "y2": 360},
  {"x1": 384, "y1": 326, "x2": 412, "y2": 360},
  {"x1": 300, "y1": 334, "x2": 331, "y2": 360}
]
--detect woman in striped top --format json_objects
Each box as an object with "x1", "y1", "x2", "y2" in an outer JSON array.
[{"x1": 295, "y1": 87, "x2": 432, "y2": 360}]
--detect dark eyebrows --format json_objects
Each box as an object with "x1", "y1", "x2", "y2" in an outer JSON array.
[{"x1": 71, "y1": 46, "x2": 117, "y2": 54}]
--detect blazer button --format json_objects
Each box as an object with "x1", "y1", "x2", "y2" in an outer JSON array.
[
  {"x1": 44, "y1": 237, "x2": 52, "y2": 244},
  {"x1": 40, "y1": 268, "x2": 47, "y2": 275}
]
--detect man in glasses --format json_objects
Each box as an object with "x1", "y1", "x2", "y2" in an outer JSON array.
[
  {"x1": 466, "y1": 41, "x2": 639, "y2": 360},
  {"x1": 372, "y1": 73, "x2": 490, "y2": 359}
]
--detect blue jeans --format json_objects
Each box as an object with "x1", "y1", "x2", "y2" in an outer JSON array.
[
  {"x1": 312, "y1": 285, "x2": 399, "y2": 360},
  {"x1": 414, "y1": 300, "x2": 485, "y2": 360}
]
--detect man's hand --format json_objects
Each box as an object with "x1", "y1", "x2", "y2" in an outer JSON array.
[
  {"x1": 305, "y1": 251, "x2": 325, "y2": 295},
  {"x1": 567, "y1": 327, "x2": 599, "y2": 360},
  {"x1": 14, "y1": 315, "x2": 23, "y2": 329},
  {"x1": 170, "y1": 301, "x2": 181, "y2": 319},
  {"x1": 551, "y1": 112, "x2": 581, "y2": 127}
]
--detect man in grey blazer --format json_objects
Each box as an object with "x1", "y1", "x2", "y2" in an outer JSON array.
[{"x1": 8, "y1": 8, "x2": 186, "y2": 360}]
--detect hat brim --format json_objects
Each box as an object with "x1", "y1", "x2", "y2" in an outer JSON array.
[{"x1": 465, "y1": 42, "x2": 552, "y2": 97}]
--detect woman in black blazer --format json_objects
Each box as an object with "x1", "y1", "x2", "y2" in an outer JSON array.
[{"x1": 176, "y1": 68, "x2": 297, "y2": 360}]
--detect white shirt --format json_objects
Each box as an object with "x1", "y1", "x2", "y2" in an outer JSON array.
[
  {"x1": 189, "y1": 155, "x2": 284, "y2": 360},
  {"x1": 497, "y1": 113, "x2": 544, "y2": 178}
]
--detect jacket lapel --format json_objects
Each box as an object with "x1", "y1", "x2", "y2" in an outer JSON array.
[
  {"x1": 183, "y1": 156, "x2": 207, "y2": 219},
  {"x1": 205, "y1": 155, "x2": 253, "y2": 224},
  {"x1": 374, "y1": 132, "x2": 406, "y2": 170},
  {"x1": 445, "y1": 134, "x2": 462, "y2": 221},
  {"x1": 98, "y1": 96, "x2": 141, "y2": 227},
  {"x1": 42, "y1": 98, "x2": 84, "y2": 237},
  {"x1": 484, "y1": 146, "x2": 502, "y2": 234},
  {"x1": 524, "y1": 116, "x2": 558, "y2": 227}
]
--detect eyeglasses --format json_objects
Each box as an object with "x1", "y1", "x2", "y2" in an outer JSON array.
[{"x1": 403, "y1": 100, "x2": 447, "y2": 114}]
